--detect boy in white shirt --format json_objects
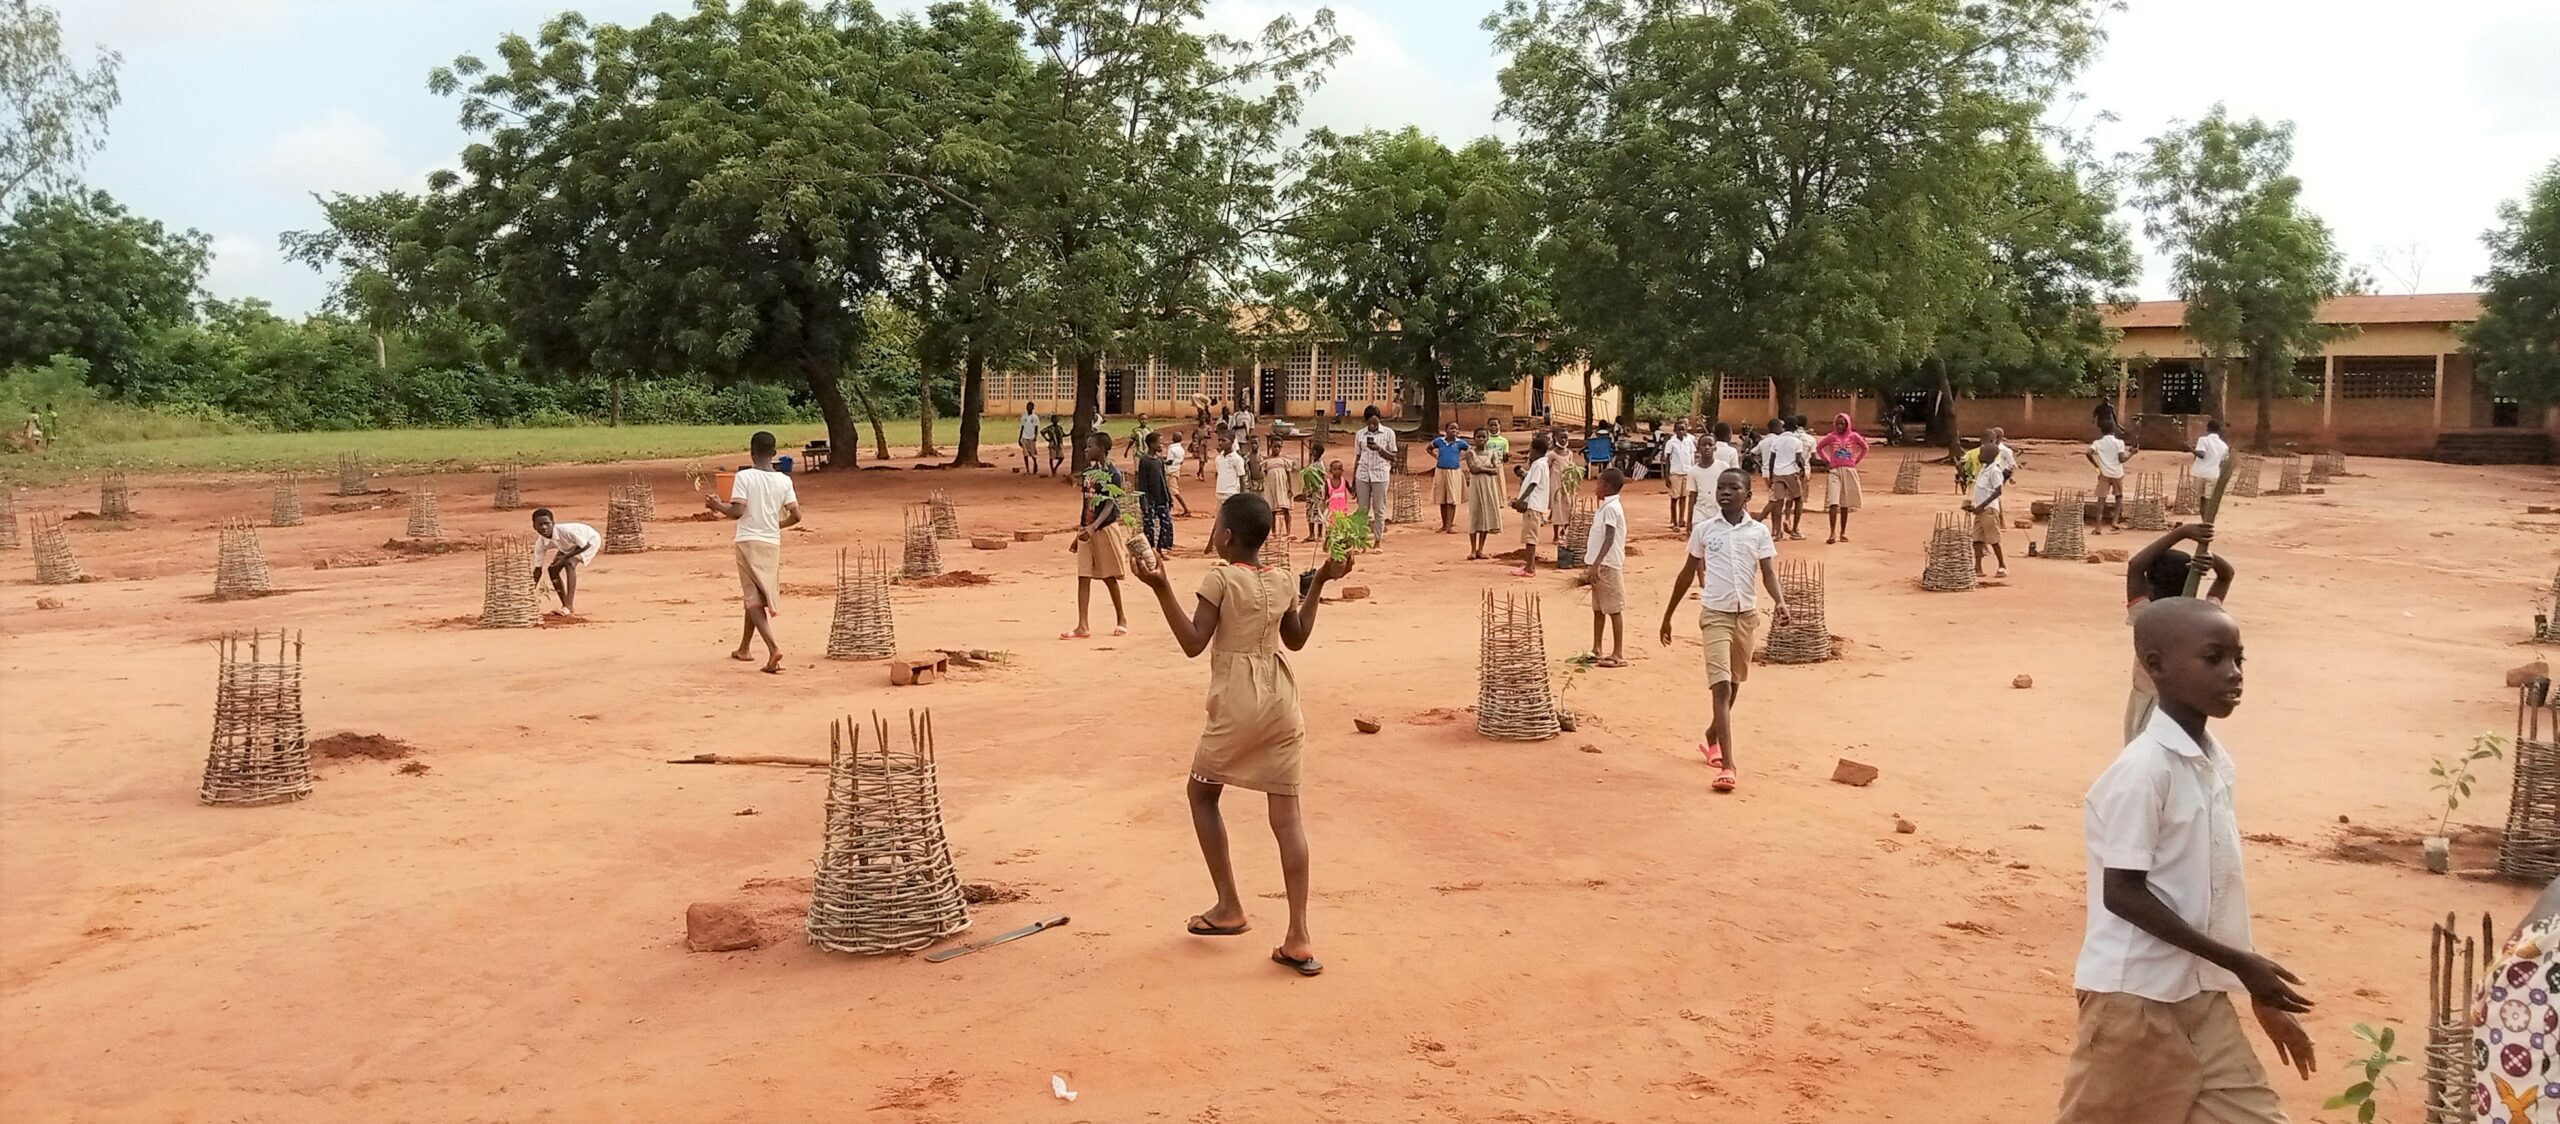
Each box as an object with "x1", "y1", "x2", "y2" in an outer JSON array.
[
  {"x1": 2086, "y1": 421, "x2": 2131, "y2": 535},
  {"x1": 702, "y1": 430, "x2": 802, "y2": 673},
  {"x1": 1963, "y1": 429, "x2": 2012, "y2": 578},
  {"x1": 1662, "y1": 420, "x2": 1697, "y2": 529},
  {"x1": 2189, "y1": 417, "x2": 2230, "y2": 485},
  {"x1": 529, "y1": 508, "x2": 601, "y2": 617},
  {"x1": 1510, "y1": 433, "x2": 1553, "y2": 577},
  {"x1": 1754, "y1": 419, "x2": 1806, "y2": 541},
  {"x1": 1018, "y1": 401, "x2": 1040, "y2": 471},
  {"x1": 1164, "y1": 434, "x2": 1192, "y2": 516},
  {"x1": 1656, "y1": 467, "x2": 1787, "y2": 793},
  {"x1": 1213, "y1": 434, "x2": 1246, "y2": 507},
  {"x1": 2058, "y1": 598, "x2": 2314, "y2": 1123},
  {"x1": 1585, "y1": 468, "x2": 1630, "y2": 666}
]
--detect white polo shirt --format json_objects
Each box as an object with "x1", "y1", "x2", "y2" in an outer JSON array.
[
  {"x1": 2092, "y1": 434, "x2": 2129, "y2": 479},
  {"x1": 1355, "y1": 426, "x2": 1397, "y2": 483},
  {"x1": 1588, "y1": 494, "x2": 1627, "y2": 569},
  {"x1": 2075, "y1": 708, "x2": 2253, "y2": 1002},
  {"x1": 1970, "y1": 457, "x2": 2009, "y2": 512},
  {"x1": 1686, "y1": 512, "x2": 1776, "y2": 614},
  {"x1": 1517, "y1": 456, "x2": 1552, "y2": 516},
  {"x1": 2191, "y1": 432, "x2": 2229, "y2": 482},
  {"x1": 1664, "y1": 434, "x2": 1696, "y2": 476},
  {"x1": 1215, "y1": 452, "x2": 1245, "y2": 498},
  {"x1": 1755, "y1": 432, "x2": 1803, "y2": 477}
]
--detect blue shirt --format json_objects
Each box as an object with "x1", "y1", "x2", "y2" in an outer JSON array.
[
  {"x1": 1429, "y1": 435, "x2": 1469, "y2": 470},
  {"x1": 1587, "y1": 433, "x2": 1615, "y2": 463}
]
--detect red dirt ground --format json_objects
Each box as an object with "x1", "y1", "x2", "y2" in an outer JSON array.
[{"x1": 1, "y1": 440, "x2": 2552, "y2": 1121}]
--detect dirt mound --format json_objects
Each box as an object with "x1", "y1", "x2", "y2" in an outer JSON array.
[
  {"x1": 909, "y1": 570, "x2": 993, "y2": 588},
  {"x1": 381, "y1": 537, "x2": 482, "y2": 555},
  {"x1": 310, "y1": 733, "x2": 416, "y2": 761},
  {"x1": 962, "y1": 881, "x2": 1030, "y2": 905},
  {"x1": 315, "y1": 553, "x2": 388, "y2": 570}
]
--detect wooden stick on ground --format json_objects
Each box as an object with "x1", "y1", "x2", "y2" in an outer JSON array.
[{"x1": 666, "y1": 753, "x2": 828, "y2": 767}]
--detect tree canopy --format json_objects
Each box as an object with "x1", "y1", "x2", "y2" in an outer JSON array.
[
  {"x1": 1491, "y1": 0, "x2": 2109, "y2": 419},
  {"x1": 2466, "y1": 158, "x2": 2560, "y2": 405},
  {"x1": 0, "y1": 190, "x2": 206, "y2": 394},
  {"x1": 1275, "y1": 127, "x2": 1551, "y2": 431},
  {"x1": 0, "y1": 0, "x2": 121, "y2": 205},
  {"x1": 2134, "y1": 105, "x2": 2347, "y2": 451}
]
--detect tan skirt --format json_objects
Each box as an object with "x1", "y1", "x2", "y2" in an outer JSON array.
[
  {"x1": 1431, "y1": 467, "x2": 1466, "y2": 505},
  {"x1": 735, "y1": 540, "x2": 781, "y2": 609},
  {"x1": 1076, "y1": 525, "x2": 1129, "y2": 579},
  {"x1": 1189, "y1": 651, "x2": 1305, "y2": 795},
  {"x1": 1825, "y1": 466, "x2": 1863, "y2": 511}
]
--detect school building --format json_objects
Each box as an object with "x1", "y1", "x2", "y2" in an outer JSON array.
[
  {"x1": 1709, "y1": 293, "x2": 2552, "y2": 462},
  {"x1": 985, "y1": 341, "x2": 1623, "y2": 432}
]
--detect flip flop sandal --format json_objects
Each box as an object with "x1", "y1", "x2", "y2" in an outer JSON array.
[
  {"x1": 1698, "y1": 742, "x2": 1725, "y2": 768},
  {"x1": 1186, "y1": 915, "x2": 1250, "y2": 937},
  {"x1": 1111, "y1": 625, "x2": 1129, "y2": 636},
  {"x1": 1712, "y1": 767, "x2": 1739, "y2": 792},
  {"x1": 1059, "y1": 630, "x2": 1089, "y2": 640},
  {"x1": 1271, "y1": 949, "x2": 1324, "y2": 977}
]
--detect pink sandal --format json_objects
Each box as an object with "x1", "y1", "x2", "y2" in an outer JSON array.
[
  {"x1": 1699, "y1": 742, "x2": 1725, "y2": 768},
  {"x1": 1059, "y1": 629, "x2": 1089, "y2": 640},
  {"x1": 1712, "y1": 766, "x2": 1739, "y2": 792}
]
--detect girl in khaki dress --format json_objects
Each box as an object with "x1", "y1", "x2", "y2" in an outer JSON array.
[
  {"x1": 1130, "y1": 491, "x2": 1353, "y2": 978},
  {"x1": 1464, "y1": 426, "x2": 1504, "y2": 560}
]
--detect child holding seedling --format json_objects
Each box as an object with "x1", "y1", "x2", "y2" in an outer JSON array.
[
  {"x1": 2058, "y1": 597, "x2": 2315, "y2": 1123},
  {"x1": 1130, "y1": 492, "x2": 1353, "y2": 979}
]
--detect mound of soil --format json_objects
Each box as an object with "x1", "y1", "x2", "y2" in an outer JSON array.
[
  {"x1": 909, "y1": 571, "x2": 993, "y2": 588},
  {"x1": 311, "y1": 733, "x2": 416, "y2": 761},
  {"x1": 381, "y1": 538, "x2": 482, "y2": 555},
  {"x1": 961, "y1": 881, "x2": 1030, "y2": 905}
]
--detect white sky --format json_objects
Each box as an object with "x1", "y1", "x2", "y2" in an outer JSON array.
[{"x1": 56, "y1": 0, "x2": 2560, "y2": 315}]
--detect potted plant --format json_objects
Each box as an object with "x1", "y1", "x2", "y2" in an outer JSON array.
[{"x1": 2424, "y1": 733, "x2": 2505, "y2": 873}]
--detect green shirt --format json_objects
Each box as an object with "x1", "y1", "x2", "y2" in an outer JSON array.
[{"x1": 1485, "y1": 434, "x2": 1510, "y2": 459}]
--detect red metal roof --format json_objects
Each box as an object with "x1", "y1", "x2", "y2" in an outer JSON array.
[{"x1": 2104, "y1": 292, "x2": 2483, "y2": 330}]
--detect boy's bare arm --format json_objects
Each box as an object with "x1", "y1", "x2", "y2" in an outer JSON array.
[
  {"x1": 2098, "y1": 868, "x2": 2309, "y2": 1011},
  {"x1": 1657, "y1": 555, "x2": 1699, "y2": 644},
  {"x1": 1757, "y1": 556, "x2": 1790, "y2": 625},
  {"x1": 779, "y1": 501, "x2": 802, "y2": 530}
]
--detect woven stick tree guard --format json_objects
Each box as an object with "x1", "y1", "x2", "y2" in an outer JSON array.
[
  {"x1": 2539, "y1": 567, "x2": 2560, "y2": 644},
  {"x1": 98, "y1": 470, "x2": 131, "y2": 519},
  {"x1": 2422, "y1": 914, "x2": 2495, "y2": 1124},
  {"x1": 336, "y1": 453, "x2": 368, "y2": 496},
  {"x1": 1892, "y1": 455, "x2": 1923, "y2": 495},
  {"x1": 805, "y1": 710, "x2": 972, "y2": 955},
  {"x1": 31, "y1": 515, "x2": 82, "y2": 584},
  {"x1": 199, "y1": 630, "x2": 312, "y2": 807},
  {"x1": 2128, "y1": 472, "x2": 2168, "y2": 531},
  {"x1": 479, "y1": 535, "x2": 540, "y2": 628},
  {"x1": 0, "y1": 491, "x2": 18, "y2": 550},
  {"x1": 2272, "y1": 453, "x2": 2304, "y2": 496},
  {"x1": 1922, "y1": 512, "x2": 1977, "y2": 592},
  {"x1": 270, "y1": 473, "x2": 304, "y2": 527},
  {"x1": 826, "y1": 548, "x2": 896, "y2": 660},
  {"x1": 405, "y1": 486, "x2": 442, "y2": 539},
  {"x1": 1557, "y1": 510, "x2": 1592, "y2": 569},
  {"x1": 2314, "y1": 451, "x2": 2346, "y2": 481},
  {"x1": 1477, "y1": 591, "x2": 1560, "y2": 741},
  {"x1": 902, "y1": 504, "x2": 942, "y2": 579},
  {"x1": 1391, "y1": 479, "x2": 1421, "y2": 524},
  {"x1": 602, "y1": 488, "x2": 648, "y2": 554},
  {"x1": 928, "y1": 489, "x2": 960, "y2": 538},
  {"x1": 1765, "y1": 559, "x2": 1834, "y2": 663},
  {"x1": 212, "y1": 519, "x2": 272, "y2": 599},
  {"x1": 2170, "y1": 473, "x2": 2204, "y2": 516},
  {"x1": 1257, "y1": 530, "x2": 1292, "y2": 572},
  {"x1": 625, "y1": 474, "x2": 655, "y2": 522},
  {"x1": 2043, "y1": 488, "x2": 2089, "y2": 561},
  {"x1": 2228, "y1": 454, "x2": 2263, "y2": 498},
  {"x1": 493, "y1": 466, "x2": 522, "y2": 510},
  {"x1": 2499, "y1": 685, "x2": 2560, "y2": 884}
]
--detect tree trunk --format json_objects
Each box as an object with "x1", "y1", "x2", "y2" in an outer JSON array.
[
  {"x1": 952, "y1": 348, "x2": 987, "y2": 467},
  {"x1": 1932, "y1": 358, "x2": 1962, "y2": 460},
  {"x1": 1071, "y1": 351, "x2": 1102, "y2": 474},
  {"x1": 1775, "y1": 375, "x2": 1800, "y2": 429},
  {"x1": 611, "y1": 373, "x2": 623, "y2": 427},
  {"x1": 2205, "y1": 359, "x2": 2229, "y2": 423},
  {"x1": 1419, "y1": 371, "x2": 1442, "y2": 433},
  {"x1": 801, "y1": 356, "x2": 858, "y2": 463},
  {"x1": 1581, "y1": 365, "x2": 1596, "y2": 432},
  {"x1": 847, "y1": 375, "x2": 892, "y2": 461},
  {"x1": 2249, "y1": 350, "x2": 2276, "y2": 453},
  {"x1": 918, "y1": 365, "x2": 939, "y2": 458},
  {"x1": 374, "y1": 330, "x2": 388, "y2": 371}
]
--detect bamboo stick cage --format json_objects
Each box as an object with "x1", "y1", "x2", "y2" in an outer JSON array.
[
  {"x1": 199, "y1": 630, "x2": 312, "y2": 807},
  {"x1": 826, "y1": 547, "x2": 897, "y2": 660},
  {"x1": 804, "y1": 710, "x2": 971, "y2": 955}
]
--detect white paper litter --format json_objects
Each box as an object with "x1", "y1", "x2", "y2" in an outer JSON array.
[{"x1": 1051, "y1": 1074, "x2": 1078, "y2": 1103}]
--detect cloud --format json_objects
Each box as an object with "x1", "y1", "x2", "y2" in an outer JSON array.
[
  {"x1": 202, "y1": 232, "x2": 324, "y2": 313},
  {"x1": 2470, "y1": 15, "x2": 2560, "y2": 135},
  {"x1": 1201, "y1": 2, "x2": 1507, "y2": 146},
  {"x1": 242, "y1": 110, "x2": 415, "y2": 197},
  {"x1": 83, "y1": 0, "x2": 292, "y2": 49}
]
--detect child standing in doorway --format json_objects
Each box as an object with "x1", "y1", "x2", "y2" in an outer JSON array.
[
  {"x1": 1130, "y1": 492, "x2": 1353, "y2": 978},
  {"x1": 1585, "y1": 468, "x2": 1629, "y2": 666},
  {"x1": 1657, "y1": 468, "x2": 1786, "y2": 793}
]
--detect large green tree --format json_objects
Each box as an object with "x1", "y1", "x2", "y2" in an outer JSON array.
[
  {"x1": 0, "y1": 190, "x2": 206, "y2": 393},
  {"x1": 422, "y1": 1, "x2": 908, "y2": 456},
  {"x1": 1, "y1": 0, "x2": 121, "y2": 204},
  {"x1": 1275, "y1": 127, "x2": 1552, "y2": 432},
  {"x1": 1491, "y1": 0, "x2": 2105, "y2": 420},
  {"x1": 2133, "y1": 105, "x2": 2348, "y2": 452},
  {"x1": 2466, "y1": 158, "x2": 2560, "y2": 405},
  {"x1": 1005, "y1": 0, "x2": 1347, "y2": 471},
  {"x1": 279, "y1": 190, "x2": 429, "y2": 370}
]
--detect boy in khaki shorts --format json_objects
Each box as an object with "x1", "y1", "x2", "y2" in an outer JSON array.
[
  {"x1": 1511, "y1": 433, "x2": 1553, "y2": 577},
  {"x1": 1584, "y1": 468, "x2": 1629, "y2": 666},
  {"x1": 1964, "y1": 430, "x2": 2011, "y2": 578},
  {"x1": 2058, "y1": 598, "x2": 2314, "y2": 1123},
  {"x1": 1657, "y1": 468, "x2": 1788, "y2": 793}
]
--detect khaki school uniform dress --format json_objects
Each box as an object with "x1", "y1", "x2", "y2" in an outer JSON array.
[
  {"x1": 1187, "y1": 564, "x2": 1306, "y2": 796},
  {"x1": 1465, "y1": 449, "x2": 1504, "y2": 533}
]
